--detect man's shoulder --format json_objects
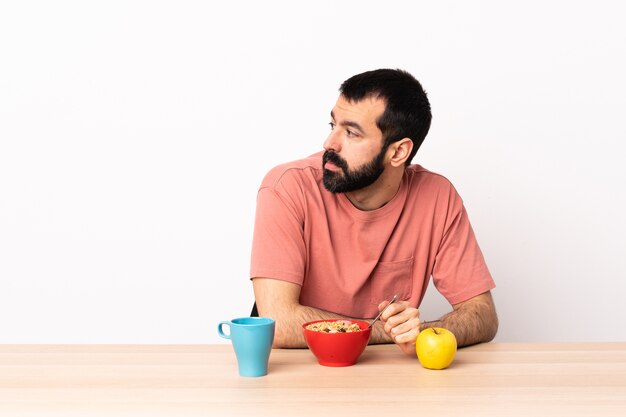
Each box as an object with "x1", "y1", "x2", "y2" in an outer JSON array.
[
  {"x1": 260, "y1": 151, "x2": 323, "y2": 190},
  {"x1": 405, "y1": 164, "x2": 462, "y2": 202},
  {"x1": 406, "y1": 164, "x2": 454, "y2": 188}
]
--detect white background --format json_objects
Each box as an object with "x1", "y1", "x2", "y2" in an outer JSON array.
[{"x1": 1, "y1": 1, "x2": 625, "y2": 344}]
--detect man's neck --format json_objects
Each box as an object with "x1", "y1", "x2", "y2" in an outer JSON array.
[{"x1": 344, "y1": 167, "x2": 404, "y2": 211}]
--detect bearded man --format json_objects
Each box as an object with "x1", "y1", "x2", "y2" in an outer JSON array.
[{"x1": 250, "y1": 69, "x2": 498, "y2": 355}]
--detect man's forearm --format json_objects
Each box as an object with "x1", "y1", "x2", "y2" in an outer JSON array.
[
  {"x1": 252, "y1": 278, "x2": 392, "y2": 348},
  {"x1": 419, "y1": 292, "x2": 498, "y2": 347},
  {"x1": 270, "y1": 304, "x2": 391, "y2": 348}
]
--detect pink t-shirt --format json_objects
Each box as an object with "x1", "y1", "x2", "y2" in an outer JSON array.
[{"x1": 250, "y1": 152, "x2": 495, "y2": 318}]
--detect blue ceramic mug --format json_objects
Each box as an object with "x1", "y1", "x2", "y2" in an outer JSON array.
[{"x1": 218, "y1": 317, "x2": 275, "y2": 377}]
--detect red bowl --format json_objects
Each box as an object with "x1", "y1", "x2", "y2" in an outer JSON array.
[{"x1": 302, "y1": 319, "x2": 372, "y2": 367}]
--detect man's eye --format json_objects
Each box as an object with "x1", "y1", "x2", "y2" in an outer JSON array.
[
  {"x1": 346, "y1": 129, "x2": 356, "y2": 137},
  {"x1": 329, "y1": 122, "x2": 335, "y2": 130}
]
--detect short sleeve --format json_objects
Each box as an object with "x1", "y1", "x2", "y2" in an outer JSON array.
[
  {"x1": 249, "y1": 186, "x2": 307, "y2": 285},
  {"x1": 432, "y1": 199, "x2": 495, "y2": 305}
]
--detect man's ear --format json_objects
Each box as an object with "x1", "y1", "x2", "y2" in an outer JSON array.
[{"x1": 388, "y1": 138, "x2": 413, "y2": 167}]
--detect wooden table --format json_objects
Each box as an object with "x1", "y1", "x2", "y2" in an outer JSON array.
[{"x1": 1, "y1": 343, "x2": 625, "y2": 416}]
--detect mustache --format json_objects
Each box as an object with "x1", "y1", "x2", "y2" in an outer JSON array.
[{"x1": 322, "y1": 151, "x2": 348, "y2": 171}]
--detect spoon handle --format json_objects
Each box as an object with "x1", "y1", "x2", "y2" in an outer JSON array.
[{"x1": 368, "y1": 294, "x2": 398, "y2": 328}]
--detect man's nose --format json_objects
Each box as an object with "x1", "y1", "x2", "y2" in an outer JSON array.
[{"x1": 323, "y1": 130, "x2": 341, "y2": 153}]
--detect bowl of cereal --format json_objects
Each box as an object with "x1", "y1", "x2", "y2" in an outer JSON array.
[{"x1": 302, "y1": 319, "x2": 372, "y2": 367}]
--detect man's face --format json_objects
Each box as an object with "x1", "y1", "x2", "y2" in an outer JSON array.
[{"x1": 322, "y1": 95, "x2": 388, "y2": 193}]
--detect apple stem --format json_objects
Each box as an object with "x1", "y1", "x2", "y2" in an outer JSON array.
[{"x1": 432, "y1": 328, "x2": 439, "y2": 335}]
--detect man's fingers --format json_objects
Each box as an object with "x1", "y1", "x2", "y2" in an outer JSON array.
[
  {"x1": 383, "y1": 303, "x2": 418, "y2": 327},
  {"x1": 390, "y1": 317, "x2": 422, "y2": 344},
  {"x1": 380, "y1": 300, "x2": 409, "y2": 321},
  {"x1": 379, "y1": 304, "x2": 422, "y2": 345}
]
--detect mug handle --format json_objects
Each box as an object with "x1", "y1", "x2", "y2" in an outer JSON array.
[{"x1": 217, "y1": 321, "x2": 232, "y2": 340}]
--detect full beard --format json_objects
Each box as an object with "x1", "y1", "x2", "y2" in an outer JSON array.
[{"x1": 322, "y1": 147, "x2": 387, "y2": 193}]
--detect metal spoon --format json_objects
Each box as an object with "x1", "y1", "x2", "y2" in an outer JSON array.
[{"x1": 368, "y1": 294, "x2": 398, "y2": 328}]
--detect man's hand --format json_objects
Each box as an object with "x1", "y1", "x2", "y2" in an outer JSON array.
[
  {"x1": 378, "y1": 291, "x2": 498, "y2": 354},
  {"x1": 378, "y1": 300, "x2": 422, "y2": 356}
]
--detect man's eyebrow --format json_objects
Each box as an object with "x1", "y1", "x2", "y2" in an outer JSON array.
[
  {"x1": 342, "y1": 120, "x2": 364, "y2": 132},
  {"x1": 330, "y1": 110, "x2": 364, "y2": 133}
]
